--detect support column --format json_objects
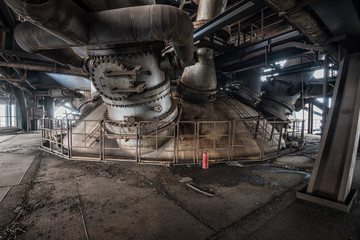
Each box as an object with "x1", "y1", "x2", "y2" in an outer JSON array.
[
  {"x1": 5, "y1": 97, "x2": 9, "y2": 126},
  {"x1": 297, "y1": 52, "x2": 360, "y2": 212},
  {"x1": 308, "y1": 103, "x2": 313, "y2": 134},
  {"x1": 321, "y1": 54, "x2": 329, "y2": 134},
  {"x1": 9, "y1": 97, "x2": 12, "y2": 127}
]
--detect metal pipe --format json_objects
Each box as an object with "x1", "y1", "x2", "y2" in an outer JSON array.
[
  {"x1": 308, "y1": 103, "x2": 313, "y2": 134},
  {"x1": 195, "y1": 0, "x2": 227, "y2": 27},
  {"x1": 48, "y1": 89, "x2": 82, "y2": 99},
  {"x1": 0, "y1": 61, "x2": 88, "y2": 76},
  {"x1": 90, "y1": 5, "x2": 194, "y2": 64},
  {"x1": 78, "y1": 0, "x2": 155, "y2": 12},
  {"x1": 10, "y1": 4, "x2": 195, "y2": 65},
  {"x1": 179, "y1": 48, "x2": 217, "y2": 103},
  {"x1": 5, "y1": 0, "x2": 88, "y2": 45},
  {"x1": 179, "y1": 0, "x2": 228, "y2": 103},
  {"x1": 0, "y1": 77, "x2": 24, "y2": 82}
]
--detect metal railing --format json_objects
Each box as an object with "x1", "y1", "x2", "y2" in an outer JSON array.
[{"x1": 39, "y1": 117, "x2": 305, "y2": 165}]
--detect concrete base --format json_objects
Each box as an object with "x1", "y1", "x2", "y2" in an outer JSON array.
[{"x1": 296, "y1": 185, "x2": 358, "y2": 213}]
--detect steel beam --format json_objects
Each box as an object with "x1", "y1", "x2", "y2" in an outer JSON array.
[
  {"x1": 297, "y1": 52, "x2": 360, "y2": 212},
  {"x1": 193, "y1": 0, "x2": 266, "y2": 41},
  {"x1": 215, "y1": 30, "x2": 303, "y2": 65},
  {"x1": 222, "y1": 48, "x2": 309, "y2": 72},
  {"x1": 321, "y1": 54, "x2": 329, "y2": 132}
]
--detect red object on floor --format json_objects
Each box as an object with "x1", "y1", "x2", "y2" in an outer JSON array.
[{"x1": 202, "y1": 151, "x2": 208, "y2": 169}]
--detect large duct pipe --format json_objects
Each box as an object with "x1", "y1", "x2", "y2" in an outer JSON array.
[
  {"x1": 5, "y1": 0, "x2": 88, "y2": 68},
  {"x1": 258, "y1": 80, "x2": 334, "y2": 120},
  {"x1": 179, "y1": 48, "x2": 217, "y2": 103},
  {"x1": 5, "y1": 0, "x2": 88, "y2": 45},
  {"x1": 194, "y1": 0, "x2": 227, "y2": 28},
  {"x1": 77, "y1": 0, "x2": 155, "y2": 12},
  {"x1": 7, "y1": 1, "x2": 194, "y2": 65},
  {"x1": 48, "y1": 89, "x2": 82, "y2": 99},
  {"x1": 178, "y1": 0, "x2": 227, "y2": 103},
  {"x1": 257, "y1": 80, "x2": 301, "y2": 120}
]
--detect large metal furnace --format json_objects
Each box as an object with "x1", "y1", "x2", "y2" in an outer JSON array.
[{"x1": 6, "y1": 0, "x2": 303, "y2": 162}]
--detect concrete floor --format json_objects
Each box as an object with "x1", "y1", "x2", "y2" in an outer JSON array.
[{"x1": 0, "y1": 132, "x2": 359, "y2": 240}]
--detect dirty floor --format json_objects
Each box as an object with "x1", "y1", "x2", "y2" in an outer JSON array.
[{"x1": 0, "y1": 132, "x2": 360, "y2": 240}]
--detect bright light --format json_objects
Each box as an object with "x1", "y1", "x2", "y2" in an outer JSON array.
[
  {"x1": 261, "y1": 76, "x2": 267, "y2": 81},
  {"x1": 264, "y1": 68, "x2": 273, "y2": 72},
  {"x1": 276, "y1": 60, "x2": 287, "y2": 68},
  {"x1": 313, "y1": 69, "x2": 324, "y2": 79}
]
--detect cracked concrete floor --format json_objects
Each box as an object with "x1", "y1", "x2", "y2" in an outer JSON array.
[{"x1": 1, "y1": 131, "x2": 358, "y2": 240}]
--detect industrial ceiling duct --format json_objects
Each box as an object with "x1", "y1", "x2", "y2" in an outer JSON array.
[
  {"x1": 6, "y1": 0, "x2": 194, "y2": 65},
  {"x1": 5, "y1": 0, "x2": 88, "y2": 68},
  {"x1": 77, "y1": 0, "x2": 155, "y2": 12},
  {"x1": 264, "y1": 0, "x2": 337, "y2": 59}
]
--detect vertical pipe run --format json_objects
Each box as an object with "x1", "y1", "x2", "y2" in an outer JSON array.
[
  {"x1": 308, "y1": 103, "x2": 313, "y2": 134},
  {"x1": 322, "y1": 54, "x2": 329, "y2": 134}
]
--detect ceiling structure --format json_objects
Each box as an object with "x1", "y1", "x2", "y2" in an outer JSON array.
[{"x1": 0, "y1": 0, "x2": 357, "y2": 96}]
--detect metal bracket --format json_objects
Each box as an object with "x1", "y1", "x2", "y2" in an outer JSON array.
[
  {"x1": 111, "y1": 82, "x2": 146, "y2": 93},
  {"x1": 105, "y1": 65, "x2": 143, "y2": 77}
]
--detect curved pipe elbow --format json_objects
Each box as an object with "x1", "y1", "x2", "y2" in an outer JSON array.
[
  {"x1": 90, "y1": 5, "x2": 195, "y2": 63},
  {"x1": 10, "y1": 3, "x2": 194, "y2": 64},
  {"x1": 150, "y1": 5, "x2": 195, "y2": 64},
  {"x1": 15, "y1": 23, "x2": 84, "y2": 68},
  {"x1": 5, "y1": 0, "x2": 88, "y2": 45}
]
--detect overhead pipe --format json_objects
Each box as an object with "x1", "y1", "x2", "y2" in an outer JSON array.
[
  {"x1": 77, "y1": 0, "x2": 155, "y2": 12},
  {"x1": 194, "y1": 0, "x2": 227, "y2": 28},
  {"x1": 5, "y1": 0, "x2": 88, "y2": 68},
  {"x1": 6, "y1": 1, "x2": 195, "y2": 65},
  {"x1": 48, "y1": 89, "x2": 82, "y2": 99},
  {"x1": 0, "y1": 61, "x2": 88, "y2": 76},
  {"x1": 5, "y1": 0, "x2": 88, "y2": 45}
]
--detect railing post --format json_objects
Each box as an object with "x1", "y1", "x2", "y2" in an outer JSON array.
[
  {"x1": 136, "y1": 123, "x2": 139, "y2": 162},
  {"x1": 228, "y1": 121, "x2": 231, "y2": 161},
  {"x1": 277, "y1": 122, "x2": 284, "y2": 155},
  {"x1": 260, "y1": 120, "x2": 266, "y2": 159},
  {"x1": 99, "y1": 121, "x2": 103, "y2": 160},
  {"x1": 196, "y1": 121, "x2": 200, "y2": 163},
  {"x1": 60, "y1": 120, "x2": 64, "y2": 155},
  {"x1": 231, "y1": 119, "x2": 236, "y2": 161},
  {"x1": 68, "y1": 119, "x2": 72, "y2": 158},
  {"x1": 301, "y1": 120, "x2": 305, "y2": 139}
]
